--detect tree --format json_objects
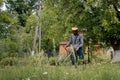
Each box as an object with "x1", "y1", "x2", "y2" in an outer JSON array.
[
  {"x1": 1, "y1": 0, "x2": 119, "y2": 58},
  {"x1": 4, "y1": 0, "x2": 42, "y2": 56},
  {"x1": 42, "y1": 0, "x2": 120, "y2": 52},
  {"x1": 0, "y1": 11, "x2": 18, "y2": 38},
  {"x1": 0, "y1": 11, "x2": 21, "y2": 59},
  {"x1": 41, "y1": 0, "x2": 86, "y2": 52},
  {"x1": 0, "y1": 0, "x2": 3, "y2": 6},
  {"x1": 5, "y1": 0, "x2": 39, "y2": 27}
]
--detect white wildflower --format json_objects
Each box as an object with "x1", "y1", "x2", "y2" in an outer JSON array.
[
  {"x1": 43, "y1": 72, "x2": 48, "y2": 75},
  {"x1": 65, "y1": 72, "x2": 69, "y2": 75},
  {"x1": 26, "y1": 77, "x2": 30, "y2": 80}
]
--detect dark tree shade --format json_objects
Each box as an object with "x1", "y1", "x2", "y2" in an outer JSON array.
[
  {"x1": 113, "y1": 5, "x2": 120, "y2": 21},
  {"x1": 5, "y1": 0, "x2": 39, "y2": 26}
]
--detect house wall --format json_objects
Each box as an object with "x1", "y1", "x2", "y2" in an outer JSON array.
[{"x1": 59, "y1": 41, "x2": 104, "y2": 56}]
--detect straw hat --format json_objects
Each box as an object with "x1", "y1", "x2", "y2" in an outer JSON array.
[{"x1": 72, "y1": 27, "x2": 78, "y2": 30}]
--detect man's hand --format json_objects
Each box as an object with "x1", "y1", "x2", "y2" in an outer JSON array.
[
  {"x1": 63, "y1": 45, "x2": 67, "y2": 50},
  {"x1": 76, "y1": 47, "x2": 79, "y2": 51}
]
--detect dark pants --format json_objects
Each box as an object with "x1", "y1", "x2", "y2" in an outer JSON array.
[
  {"x1": 72, "y1": 48, "x2": 84, "y2": 64},
  {"x1": 76, "y1": 48, "x2": 84, "y2": 60}
]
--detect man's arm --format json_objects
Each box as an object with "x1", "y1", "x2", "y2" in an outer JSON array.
[{"x1": 78, "y1": 35, "x2": 83, "y2": 48}]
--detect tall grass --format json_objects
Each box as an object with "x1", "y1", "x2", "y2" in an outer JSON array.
[
  {"x1": 0, "y1": 63, "x2": 120, "y2": 80},
  {"x1": 0, "y1": 53, "x2": 120, "y2": 80}
]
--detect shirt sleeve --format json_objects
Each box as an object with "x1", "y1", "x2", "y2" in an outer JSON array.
[
  {"x1": 78, "y1": 35, "x2": 83, "y2": 48},
  {"x1": 66, "y1": 35, "x2": 72, "y2": 47}
]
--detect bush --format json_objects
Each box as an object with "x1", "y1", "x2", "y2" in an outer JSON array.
[
  {"x1": 8, "y1": 53, "x2": 18, "y2": 57},
  {"x1": 0, "y1": 57, "x2": 18, "y2": 66},
  {"x1": 48, "y1": 57, "x2": 58, "y2": 66},
  {"x1": 41, "y1": 57, "x2": 49, "y2": 65},
  {"x1": 0, "y1": 52, "x2": 18, "y2": 61},
  {"x1": 0, "y1": 52, "x2": 8, "y2": 60}
]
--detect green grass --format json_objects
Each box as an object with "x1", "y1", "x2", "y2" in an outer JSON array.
[
  {"x1": 0, "y1": 53, "x2": 120, "y2": 80},
  {"x1": 0, "y1": 63, "x2": 120, "y2": 80}
]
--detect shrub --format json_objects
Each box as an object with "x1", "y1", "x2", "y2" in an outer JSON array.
[
  {"x1": 48, "y1": 57, "x2": 58, "y2": 66},
  {"x1": 8, "y1": 53, "x2": 18, "y2": 57},
  {"x1": 0, "y1": 52, "x2": 8, "y2": 60},
  {"x1": 41, "y1": 57, "x2": 49, "y2": 65},
  {"x1": 0, "y1": 52, "x2": 18, "y2": 61},
  {"x1": 0, "y1": 57, "x2": 18, "y2": 66}
]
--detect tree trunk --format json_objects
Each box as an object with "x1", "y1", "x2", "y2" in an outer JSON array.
[
  {"x1": 38, "y1": 27, "x2": 41, "y2": 54},
  {"x1": 31, "y1": 26, "x2": 38, "y2": 56}
]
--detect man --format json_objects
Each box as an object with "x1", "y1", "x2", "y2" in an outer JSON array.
[{"x1": 65, "y1": 26, "x2": 84, "y2": 65}]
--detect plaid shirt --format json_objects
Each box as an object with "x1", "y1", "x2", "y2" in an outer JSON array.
[{"x1": 66, "y1": 34, "x2": 83, "y2": 49}]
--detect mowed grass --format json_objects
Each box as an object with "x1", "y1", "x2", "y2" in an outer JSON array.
[{"x1": 0, "y1": 63, "x2": 120, "y2": 80}]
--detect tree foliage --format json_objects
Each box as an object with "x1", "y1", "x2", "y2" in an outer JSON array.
[
  {"x1": 5, "y1": 0, "x2": 39, "y2": 26},
  {"x1": 0, "y1": 0, "x2": 120, "y2": 59},
  {"x1": 42, "y1": 0, "x2": 120, "y2": 50},
  {"x1": 0, "y1": 0, "x2": 3, "y2": 6}
]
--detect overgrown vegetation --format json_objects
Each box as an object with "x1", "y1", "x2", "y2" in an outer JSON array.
[
  {"x1": 0, "y1": 54, "x2": 120, "y2": 80},
  {"x1": 0, "y1": 0, "x2": 120, "y2": 79},
  {"x1": 0, "y1": 0, "x2": 120, "y2": 57}
]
